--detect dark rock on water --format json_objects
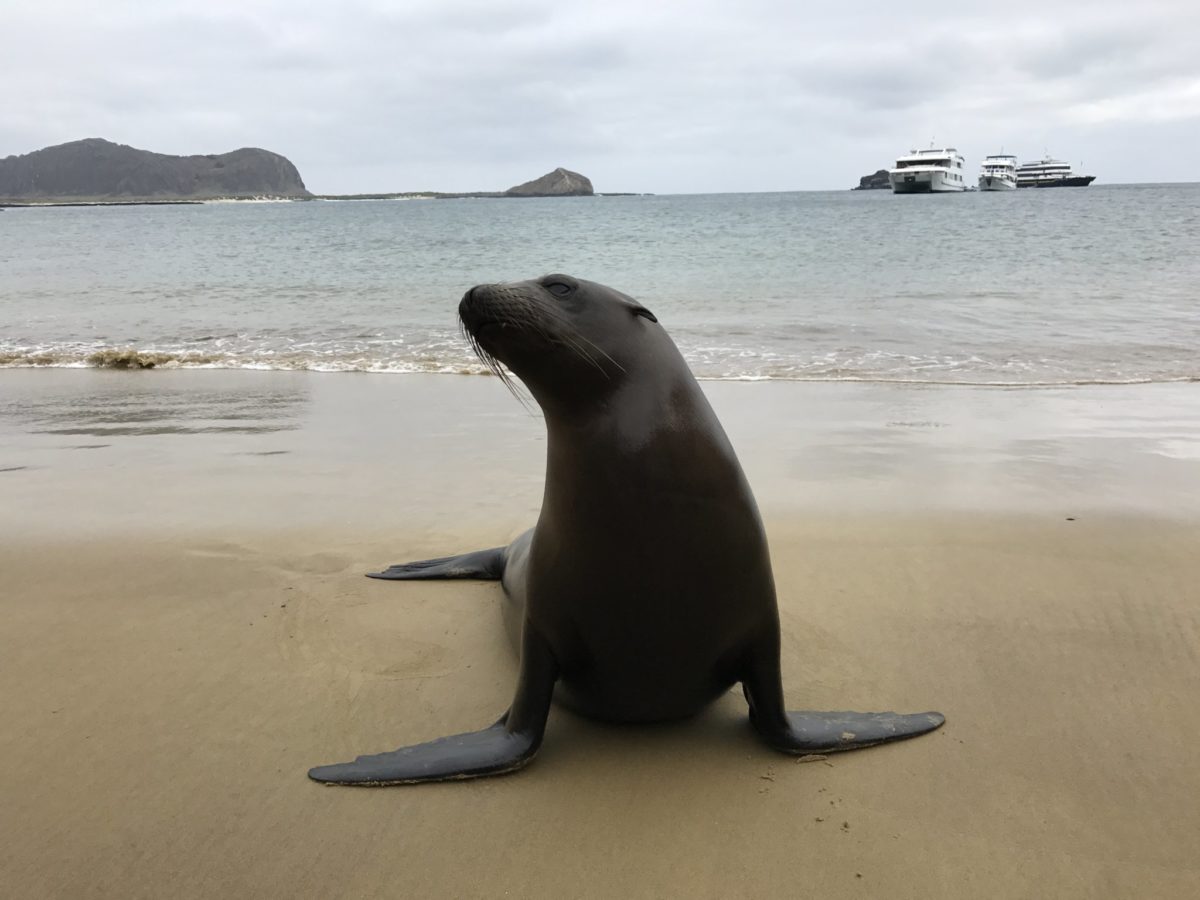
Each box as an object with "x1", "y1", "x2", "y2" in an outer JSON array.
[
  {"x1": 505, "y1": 167, "x2": 594, "y2": 197},
  {"x1": 312, "y1": 168, "x2": 599, "y2": 202},
  {"x1": 852, "y1": 169, "x2": 891, "y2": 190},
  {"x1": 0, "y1": 138, "x2": 310, "y2": 202}
]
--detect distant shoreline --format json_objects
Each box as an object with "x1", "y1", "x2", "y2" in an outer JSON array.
[
  {"x1": 312, "y1": 191, "x2": 648, "y2": 200},
  {"x1": 1, "y1": 198, "x2": 208, "y2": 208},
  {"x1": 0, "y1": 192, "x2": 648, "y2": 208},
  {"x1": 5, "y1": 183, "x2": 1191, "y2": 208}
]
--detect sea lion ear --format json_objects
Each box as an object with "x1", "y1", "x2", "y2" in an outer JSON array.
[{"x1": 631, "y1": 306, "x2": 658, "y2": 323}]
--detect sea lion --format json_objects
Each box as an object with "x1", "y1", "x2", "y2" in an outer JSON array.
[{"x1": 309, "y1": 274, "x2": 943, "y2": 785}]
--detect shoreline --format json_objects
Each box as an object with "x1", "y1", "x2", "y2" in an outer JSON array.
[
  {"x1": 1, "y1": 353, "x2": 1197, "y2": 387},
  {"x1": 4, "y1": 369, "x2": 1198, "y2": 532}
]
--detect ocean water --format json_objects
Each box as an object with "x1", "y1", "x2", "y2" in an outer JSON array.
[{"x1": 2, "y1": 184, "x2": 1198, "y2": 385}]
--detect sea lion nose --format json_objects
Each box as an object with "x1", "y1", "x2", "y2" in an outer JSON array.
[
  {"x1": 459, "y1": 285, "x2": 480, "y2": 319},
  {"x1": 460, "y1": 283, "x2": 499, "y2": 320}
]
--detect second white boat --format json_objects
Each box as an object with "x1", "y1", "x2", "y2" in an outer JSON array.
[{"x1": 979, "y1": 154, "x2": 1018, "y2": 191}]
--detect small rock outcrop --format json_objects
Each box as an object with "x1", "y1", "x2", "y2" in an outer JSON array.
[
  {"x1": 0, "y1": 138, "x2": 310, "y2": 201},
  {"x1": 854, "y1": 169, "x2": 892, "y2": 190},
  {"x1": 852, "y1": 169, "x2": 891, "y2": 190},
  {"x1": 505, "y1": 167, "x2": 594, "y2": 197}
]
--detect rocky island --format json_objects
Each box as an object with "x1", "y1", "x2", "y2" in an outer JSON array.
[
  {"x1": 313, "y1": 167, "x2": 600, "y2": 201},
  {"x1": 505, "y1": 167, "x2": 593, "y2": 197},
  {"x1": 0, "y1": 140, "x2": 617, "y2": 205},
  {"x1": 0, "y1": 138, "x2": 310, "y2": 204}
]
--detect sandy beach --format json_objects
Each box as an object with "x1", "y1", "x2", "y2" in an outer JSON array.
[{"x1": 3, "y1": 370, "x2": 1199, "y2": 898}]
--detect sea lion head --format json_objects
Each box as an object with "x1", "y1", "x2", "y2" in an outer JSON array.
[{"x1": 459, "y1": 274, "x2": 664, "y2": 407}]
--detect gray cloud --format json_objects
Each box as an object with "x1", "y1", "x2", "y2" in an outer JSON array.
[{"x1": 3, "y1": 0, "x2": 1197, "y2": 192}]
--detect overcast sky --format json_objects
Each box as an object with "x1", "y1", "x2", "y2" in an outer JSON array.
[{"x1": 4, "y1": 0, "x2": 1198, "y2": 193}]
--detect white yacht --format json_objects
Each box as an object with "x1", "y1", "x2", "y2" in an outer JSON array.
[
  {"x1": 1016, "y1": 157, "x2": 1096, "y2": 188},
  {"x1": 888, "y1": 147, "x2": 968, "y2": 193},
  {"x1": 979, "y1": 154, "x2": 1018, "y2": 191}
]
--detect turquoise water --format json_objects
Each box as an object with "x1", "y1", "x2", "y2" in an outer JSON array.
[{"x1": 2, "y1": 184, "x2": 1198, "y2": 384}]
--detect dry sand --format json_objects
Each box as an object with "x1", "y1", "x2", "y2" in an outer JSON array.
[{"x1": 2, "y1": 370, "x2": 1199, "y2": 898}]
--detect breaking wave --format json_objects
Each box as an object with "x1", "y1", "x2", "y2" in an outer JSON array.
[
  {"x1": 1, "y1": 341, "x2": 1197, "y2": 387},
  {"x1": 0, "y1": 345, "x2": 490, "y2": 375}
]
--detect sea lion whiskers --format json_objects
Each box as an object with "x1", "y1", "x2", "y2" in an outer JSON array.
[
  {"x1": 556, "y1": 327, "x2": 626, "y2": 377},
  {"x1": 519, "y1": 300, "x2": 627, "y2": 378},
  {"x1": 460, "y1": 293, "x2": 620, "y2": 383},
  {"x1": 460, "y1": 321, "x2": 529, "y2": 408}
]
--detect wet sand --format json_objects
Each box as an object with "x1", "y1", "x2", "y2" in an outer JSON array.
[{"x1": 2, "y1": 370, "x2": 1199, "y2": 898}]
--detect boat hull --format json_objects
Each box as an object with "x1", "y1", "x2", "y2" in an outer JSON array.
[
  {"x1": 1017, "y1": 175, "x2": 1096, "y2": 188},
  {"x1": 979, "y1": 175, "x2": 1017, "y2": 191},
  {"x1": 889, "y1": 170, "x2": 965, "y2": 193}
]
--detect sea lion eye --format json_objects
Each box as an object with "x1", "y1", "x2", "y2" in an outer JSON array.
[
  {"x1": 632, "y1": 307, "x2": 658, "y2": 323},
  {"x1": 545, "y1": 282, "x2": 572, "y2": 297}
]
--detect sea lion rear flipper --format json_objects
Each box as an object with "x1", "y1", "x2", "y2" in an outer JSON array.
[
  {"x1": 758, "y1": 708, "x2": 945, "y2": 753},
  {"x1": 308, "y1": 619, "x2": 558, "y2": 786},
  {"x1": 367, "y1": 547, "x2": 506, "y2": 580},
  {"x1": 741, "y1": 631, "x2": 945, "y2": 754},
  {"x1": 306, "y1": 722, "x2": 538, "y2": 785}
]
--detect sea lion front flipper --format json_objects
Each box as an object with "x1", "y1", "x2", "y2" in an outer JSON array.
[
  {"x1": 308, "y1": 619, "x2": 558, "y2": 786},
  {"x1": 367, "y1": 547, "x2": 506, "y2": 580},
  {"x1": 741, "y1": 629, "x2": 945, "y2": 754}
]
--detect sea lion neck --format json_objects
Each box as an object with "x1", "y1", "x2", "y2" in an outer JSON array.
[{"x1": 534, "y1": 358, "x2": 700, "y2": 435}]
